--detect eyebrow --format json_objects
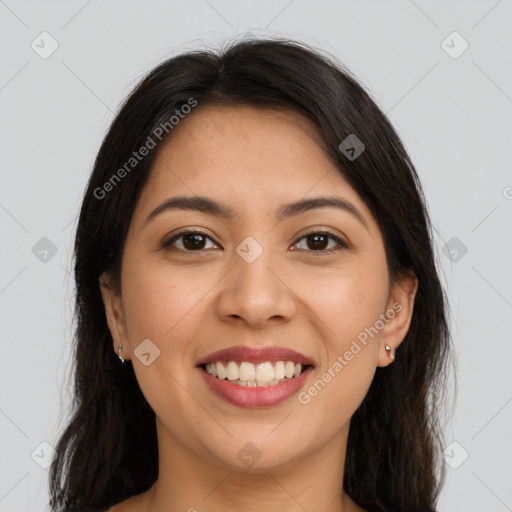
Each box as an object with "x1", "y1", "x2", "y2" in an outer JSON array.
[{"x1": 144, "y1": 195, "x2": 369, "y2": 231}]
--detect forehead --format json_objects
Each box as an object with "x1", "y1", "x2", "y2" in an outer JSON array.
[
  {"x1": 152, "y1": 104, "x2": 331, "y2": 180},
  {"x1": 134, "y1": 104, "x2": 375, "y2": 229}
]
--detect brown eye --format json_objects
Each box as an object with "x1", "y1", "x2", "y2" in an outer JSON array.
[
  {"x1": 163, "y1": 231, "x2": 218, "y2": 251},
  {"x1": 293, "y1": 231, "x2": 347, "y2": 254},
  {"x1": 162, "y1": 230, "x2": 347, "y2": 255}
]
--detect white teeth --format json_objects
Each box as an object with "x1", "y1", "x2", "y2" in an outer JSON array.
[
  {"x1": 274, "y1": 361, "x2": 286, "y2": 380},
  {"x1": 226, "y1": 361, "x2": 239, "y2": 381},
  {"x1": 204, "y1": 359, "x2": 308, "y2": 387},
  {"x1": 255, "y1": 362, "x2": 274, "y2": 382},
  {"x1": 285, "y1": 361, "x2": 295, "y2": 378},
  {"x1": 239, "y1": 361, "x2": 256, "y2": 381},
  {"x1": 216, "y1": 361, "x2": 227, "y2": 380}
]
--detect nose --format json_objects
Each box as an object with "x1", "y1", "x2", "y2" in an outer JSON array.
[{"x1": 215, "y1": 245, "x2": 296, "y2": 329}]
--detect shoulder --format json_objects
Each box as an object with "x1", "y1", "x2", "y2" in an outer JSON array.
[{"x1": 54, "y1": 491, "x2": 144, "y2": 512}]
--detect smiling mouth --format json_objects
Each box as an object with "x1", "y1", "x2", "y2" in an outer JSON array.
[{"x1": 200, "y1": 360, "x2": 313, "y2": 387}]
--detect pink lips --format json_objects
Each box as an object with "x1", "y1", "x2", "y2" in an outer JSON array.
[
  {"x1": 196, "y1": 345, "x2": 314, "y2": 408},
  {"x1": 199, "y1": 366, "x2": 314, "y2": 408}
]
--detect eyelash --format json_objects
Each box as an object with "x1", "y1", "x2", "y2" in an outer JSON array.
[{"x1": 162, "y1": 229, "x2": 348, "y2": 255}]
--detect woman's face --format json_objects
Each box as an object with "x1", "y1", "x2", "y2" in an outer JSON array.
[{"x1": 101, "y1": 105, "x2": 417, "y2": 471}]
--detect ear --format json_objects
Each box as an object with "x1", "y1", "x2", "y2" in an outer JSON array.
[
  {"x1": 377, "y1": 269, "x2": 418, "y2": 367},
  {"x1": 99, "y1": 272, "x2": 130, "y2": 361}
]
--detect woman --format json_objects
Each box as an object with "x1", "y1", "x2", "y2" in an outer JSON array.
[{"x1": 49, "y1": 38, "x2": 452, "y2": 512}]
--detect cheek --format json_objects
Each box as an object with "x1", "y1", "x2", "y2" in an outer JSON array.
[
  {"x1": 119, "y1": 255, "x2": 213, "y2": 423},
  {"x1": 295, "y1": 260, "x2": 389, "y2": 347},
  {"x1": 296, "y1": 267, "x2": 387, "y2": 427},
  {"x1": 120, "y1": 253, "x2": 212, "y2": 352}
]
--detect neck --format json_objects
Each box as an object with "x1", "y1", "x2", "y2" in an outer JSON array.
[{"x1": 139, "y1": 417, "x2": 362, "y2": 512}]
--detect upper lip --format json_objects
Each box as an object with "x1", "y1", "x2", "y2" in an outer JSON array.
[{"x1": 196, "y1": 345, "x2": 314, "y2": 366}]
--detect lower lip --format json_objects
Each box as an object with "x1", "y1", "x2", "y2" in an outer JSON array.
[{"x1": 198, "y1": 366, "x2": 314, "y2": 408}]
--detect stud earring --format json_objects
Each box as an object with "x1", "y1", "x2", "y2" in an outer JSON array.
[
  {"x1": 118, "y1": 344, "x2": 126, "y2": 366},
  {"x1": 385, "y1": 344, "x2": 395, "y2": 361}
]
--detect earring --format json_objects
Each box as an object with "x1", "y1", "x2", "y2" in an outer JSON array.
[
  {"x1": 385, "y1": 344, "x2": 395, "y2": 361},
  {"x1": 118, "y1": 344, "x2": 126, "y2": 366}
]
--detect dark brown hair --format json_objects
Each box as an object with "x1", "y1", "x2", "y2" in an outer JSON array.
[{"x1": 49, "y1": 37, "x2": 452, "y2": 512}]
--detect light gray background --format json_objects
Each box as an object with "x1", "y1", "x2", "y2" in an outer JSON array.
[{"x1": 1, "y1": 1, "x2": 511, "y2": 511}]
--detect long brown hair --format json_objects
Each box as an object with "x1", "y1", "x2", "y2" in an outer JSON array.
[{"x1": 49, "y1": 38, "x2": 452, "y2": 512}]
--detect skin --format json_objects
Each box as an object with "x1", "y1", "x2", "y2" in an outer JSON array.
[{"x1": 100, "y1": 105, "x2": 418, "y2": 512}]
